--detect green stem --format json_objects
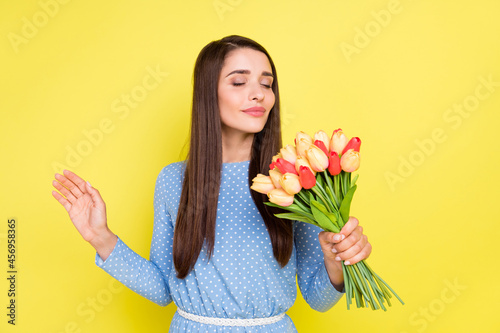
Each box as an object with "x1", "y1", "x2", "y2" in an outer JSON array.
[{"x1": 311, "y1": 185, "x2": 334, "y2": 213}]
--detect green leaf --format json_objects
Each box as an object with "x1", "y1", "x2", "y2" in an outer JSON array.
[
  {"x1": 264, "y1": 202, "x2": 315, "y2": 221},
  {"x1": 339, "y1": 184, "x2": 357, "y2": 222},
  {"x1": 310, "y1": 200, "x2": 340, "y2": 233},
  {"x1": 274, "y1": 212, "x2": 318, "y2": 225}
]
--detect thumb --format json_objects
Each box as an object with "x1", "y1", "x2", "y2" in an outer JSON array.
[{"x1": 86, "y1": 181, "x2": 105, "y2": 210}]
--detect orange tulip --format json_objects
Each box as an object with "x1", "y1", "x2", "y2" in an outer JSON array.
[
  {"x1": 295, "y1": 156, "x2": 316, "y2": 175},
  {"x1": 295, "y1": 138, "x2": 311, "y2": 157},
  {"x1": 306, "y1": 144, "x2": 329, "y2": 172},
  {"x1": 329, "y1": 128, "x2": 348, "y2": 155},
  {"x1": 250, "y1": 174, "x2": 275, "y2": 194},
  {"x1": 314, "y1": 130, "x2": 330, "y2": 153},
  {"x1": 340, "y1": 149, "x2": 360, "y2": 172},
  {"x1": 269, "y1": 169, "x2": 283, "y2": 189},
  {"x1": 279, "y1": 173, "x2": 302, "y2": 195},
  {"x1": 267, "y1": 188, "x2": 295, "y2": 206},
  {"x1": 295, "y1": 131, "x2": 313, "y2": 145},
  {"x1": 280, "y1": 144, "x2": 297, "y2": 165}
]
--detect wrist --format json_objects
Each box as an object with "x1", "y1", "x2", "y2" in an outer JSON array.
[
  {"x1": 90, "y1": 229, "x2": 117, "y2": 261},
  {"x1": 325, "y1": 259, "x2": 344, "y2": 292}
]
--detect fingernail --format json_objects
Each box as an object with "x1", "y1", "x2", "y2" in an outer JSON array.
[
  {"x1": 335, "y1": 256, "x2": 341, "y2": 261},
  {"x1": 87, "y1": 181, "x2": 92, "y2": 188},
  {"x1": 345, "y1": 260, "x2": 351, "y2": 265},
  {"x1": 341, "y1": 234, "x2": 345, "y2": 240},
  {"x1": 333, "y1": 235, "x2": 341, "y2": 241},
  {"x1": 331, "y1": 248, "x2": 337, "y2": 254}
]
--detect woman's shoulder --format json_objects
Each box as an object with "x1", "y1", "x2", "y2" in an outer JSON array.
[{"x1": 155, "y1": 160, "x2": 187, "y2": 186}]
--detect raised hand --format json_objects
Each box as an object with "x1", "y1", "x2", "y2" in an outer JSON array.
[{"x1": 52, "y1": 170, "x2": 117, "y2": 259}]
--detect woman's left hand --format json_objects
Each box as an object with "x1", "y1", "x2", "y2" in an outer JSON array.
[{"x1": 318, "y1": 216, "x2": 372, "y2": 291}]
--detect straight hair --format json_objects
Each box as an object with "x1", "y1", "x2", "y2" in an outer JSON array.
[{"x1": 173, "y1": 35, "x2": 293, "y2": 279}]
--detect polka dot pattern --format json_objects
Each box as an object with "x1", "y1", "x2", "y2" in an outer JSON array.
[{"x1": 95, "y1": 160, "x2": 344, "y2": 332}]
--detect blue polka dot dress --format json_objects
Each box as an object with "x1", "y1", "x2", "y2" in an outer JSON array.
[{"x1": 95, "y1": 160, "x2": 344, "y2": 332}]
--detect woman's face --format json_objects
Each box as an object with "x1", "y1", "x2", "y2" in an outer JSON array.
[{"x1": 217, "y1": 48, "x2": 275, "y2": 137}]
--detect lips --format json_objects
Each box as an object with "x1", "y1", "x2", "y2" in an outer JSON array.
[{"x1": 242, "y1": 106, "x2": 266, "y2": 117}]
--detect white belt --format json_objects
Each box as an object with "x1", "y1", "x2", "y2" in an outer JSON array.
[{"x1": 176, "y1": 308, "x2": 285, "y2": 327}]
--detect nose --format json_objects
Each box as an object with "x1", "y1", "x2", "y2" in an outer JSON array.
[{"x1": 249, "y1": 83, "x2": 265, "y2": 101}]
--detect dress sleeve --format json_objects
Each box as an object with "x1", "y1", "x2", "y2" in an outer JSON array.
[
  {"x1": 294, "y1": 221, "x2": 345, "y2": 312},
  {"x1": 94, "y1": 166, "x2": 174, "y2": 306}
]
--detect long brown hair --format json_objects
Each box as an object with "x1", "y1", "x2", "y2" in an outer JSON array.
[{"x1": 173, "y1": 35, "x2": 293, "y2": 279}]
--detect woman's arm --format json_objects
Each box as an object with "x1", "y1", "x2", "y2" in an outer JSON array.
[
  {"x1": 52, "y1": 167, "x2": 175, "y2": 306},
  {"x1": 294, "y1": 221, "x2": 345, "y2": 312}
]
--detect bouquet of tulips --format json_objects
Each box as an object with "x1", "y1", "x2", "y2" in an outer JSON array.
[{"x1": 251, "y1": 129, "x2": 403, "y2": 311}]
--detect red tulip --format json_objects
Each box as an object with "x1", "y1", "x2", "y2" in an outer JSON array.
[
  {"x1": 341, "y1": 137, "x2": 361, "y2": 155},
  {"x1": 269, "y1": 161, "x2": 277, "y2": 171},
  {"x1": 328, "y1": 151, "x2": 341, "y2": 176},
  {"x1": 298, "y1": 165, "x2": 316, "y2": 189},
  {"x1": 314, "y1": 140, "x2": 329, "y2": 157},
  {"x1": 275, "y1": 158, "x2": 298, "y2": 175}
]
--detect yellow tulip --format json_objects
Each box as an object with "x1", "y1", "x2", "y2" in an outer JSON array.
[
  {"x1": 250, "y1": 173, "x2": 275, "y2": 194},
  {"x1": 295, "y1": 131, "x2": 313, "y2": 145},
  {"x1": 280, "y1": 144, "x2": 297, "y2": 165},
  {"x1": 329, "y1": 128, "x2": 349, "y2": 155},
  {"x1": 267, "y1": 188, "x2": 294, "y2": 207},
  {"x1": 306, "y1": 144, "x2": 329, "y2": 172},
  {"x1": 314, "y1": 130, "x2": 330, "y2": 152},
  {"x1": 269, "y1": 169, "x2": 283, "y2": 189},
  {"x1": 295, "y1": 156, "x2": 316, "y2": 175},
  {"x1": 279, "y1": 173, "x2": 302, "y2": 195},
  {"x1": 340, "y1": 149, "x2": 360, "y2": 172},
  {"x1": 296, "y1": 138, "x2": 312, "y2": 157}
]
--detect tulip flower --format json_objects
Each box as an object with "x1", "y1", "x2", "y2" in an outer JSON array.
[
  {"x1": 306, "y1": 144, "x2": 329, "y2": 172},
  {"x1": 328, "y1": 151, "x2": 341, "y2": 176},
  {"x1": 340, "y1": 149, "x2": 360, "y2": 172},
  {"x1": 267, "y1": 188, "x2": 294, "y2": 206},
  {"x1": 280, "y1": 144, "x2": 297, "y2": 165},
  {"x1": 341, "y1": 137, "x2": 361, "y2": 155},
  {"x1": 275, "y1": 158, "x2": 298, "y2": 175},
  {"x1": 330, "y1": 128, "x2": 349, "y2": 155},
  {"x1": 250, "y1": 128, "x2": 403, "y2": 311},
  {"x1": 298, "y1": 165, "x2": 316, "y2": 189},
  {"x1": 295, "y1": 131, "x2": 313, "y2": 145},
  {"x1": 295, "y1": 156, "x2": 316, "y2": 175},
  {"x1": 250, "y1": 174, "x2": 275, "y2": 194},
  {"x1": 279, "y1": 173, "x2": 302, "y2": 195},
  {"x1": 314, "y1": 140, "x2": 329, "y2": 157},
  {"x1": 269, "y1": 169, "x2": 283, "y2": 189},
  {"x1": 314, "y1": 130, "x2": 330, "y2": 153},
  {"x1": 295, "y1": 138, "x2": 311, "y2": 157}
]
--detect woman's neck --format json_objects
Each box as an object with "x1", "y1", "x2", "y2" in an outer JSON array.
[{"x1": 221, "y1": 130, "x2": 254, "y2": 163}]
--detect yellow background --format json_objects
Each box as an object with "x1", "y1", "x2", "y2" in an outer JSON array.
[{"x1": 1, "y1": 0, "x2": 499, "y2": 332}]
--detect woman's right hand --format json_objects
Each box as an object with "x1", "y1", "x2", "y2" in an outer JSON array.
[{"x1": 52, "y1": 169, "x2": 117, "y2": 260}]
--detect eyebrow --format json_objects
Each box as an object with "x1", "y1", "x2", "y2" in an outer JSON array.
[{"x1": 225, "y1": 69, "x2": 274, "y2": 78}]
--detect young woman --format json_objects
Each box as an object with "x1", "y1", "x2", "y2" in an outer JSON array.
[{"x1": 52, "y1": 35, "x2": 372, "y2": 332}]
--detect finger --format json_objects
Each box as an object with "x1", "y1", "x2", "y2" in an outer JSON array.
[
  {"x1": 85, "y1": 182, "x2": 105, "y2": 211},
  {"x1": 51, "y1": 190, "x2": 72, "y2": 213},
  {"x1": 343, "y1": 242, "x2": 372, "y2": 266},
  {"x1": 52, "y1": 180, "x2": 77, "y2": 204},
  {"x1": 334, "y1": 234, "x2": 368, "y2": 262},
  {"x1": 333, "y1": 225, "x2": 364, "y2": 253},
  {"x1": 328, "y1": 217, "x2": 360, "y2": 244},
  {"x1": 55, "y1": 172, "x2": 84, "y2": 198},
  {"x1": 339, "y1": 216, "x2": 359, "y2": 237},
  {"x1": 63, "y1": 169, "x2": 88, "y2": 194}
]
